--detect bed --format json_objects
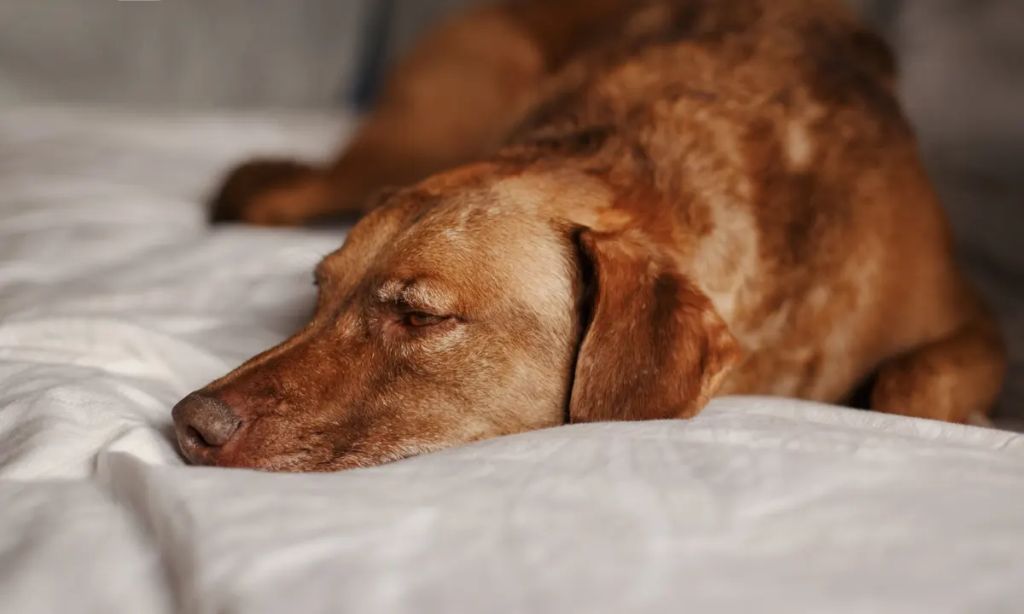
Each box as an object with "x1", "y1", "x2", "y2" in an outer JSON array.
[{"x1": 1, "y1": 107, "x2": 1023, "y2": 614}]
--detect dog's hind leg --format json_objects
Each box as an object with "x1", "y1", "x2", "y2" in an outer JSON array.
[
  {"x1": 870, "y1": 299, "x2": 1006, "y2": 425},
  {"x1": 210, "y1": 5, "x2": 552, "y2": 226}
]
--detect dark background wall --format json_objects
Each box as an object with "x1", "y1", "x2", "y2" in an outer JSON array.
[
  {"x1": 0, "y1": 0, "x2": 896, "y2": 108},
  {"x1": 2, "y1": 1, "x2": 1020, "y2": 157}
]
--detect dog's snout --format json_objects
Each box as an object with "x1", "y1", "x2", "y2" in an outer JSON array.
[{"x1": 172, "y1": 392, "x2": 242, "y2": 464}]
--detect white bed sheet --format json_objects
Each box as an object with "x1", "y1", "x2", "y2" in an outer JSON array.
[{"x1": 1, "y1": 107, "x2": 1023, "y2": 614}]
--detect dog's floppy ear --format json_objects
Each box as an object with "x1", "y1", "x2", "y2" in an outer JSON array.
[{"x1": 568, "y1": 228, "x2": 742, "y2": 422}]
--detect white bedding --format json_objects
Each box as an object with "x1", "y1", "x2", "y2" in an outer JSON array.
[{"x1": 1, "y1": 108, "x2": 1023, "y2": 614}]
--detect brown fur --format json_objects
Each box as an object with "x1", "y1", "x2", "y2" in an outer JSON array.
[{"x1": 175, "y1": 0, "x2": 1006, "y2": 471}]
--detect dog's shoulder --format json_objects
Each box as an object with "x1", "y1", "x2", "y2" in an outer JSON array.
[{"x1": 500, "y1": 0, "x2": 907, "y2": 214}]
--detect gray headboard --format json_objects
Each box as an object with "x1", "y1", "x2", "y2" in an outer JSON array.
[{"x1": 0, "y1": 0, "x2": 907, "y2": 109}]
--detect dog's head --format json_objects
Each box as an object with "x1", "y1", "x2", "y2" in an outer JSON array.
[{"x1": 172, "y1": 165, "x2": 740, "y2": 471}]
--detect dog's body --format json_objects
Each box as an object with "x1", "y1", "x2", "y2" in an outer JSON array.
[{"x1": 173, "y1": 0, "x2": 1006, "y2": 471}]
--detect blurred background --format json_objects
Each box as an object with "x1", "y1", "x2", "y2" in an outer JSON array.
[{"x1": 0, "y1": 0, "x2": 1021, "y2": 418}]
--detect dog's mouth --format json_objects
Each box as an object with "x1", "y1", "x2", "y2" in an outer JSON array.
[
  {"x1": 174, "y1": 420, "x2": 452, "y2": 472},
  {"x1": 231, "y1": 444, "x2": 447, "y2": 472}
]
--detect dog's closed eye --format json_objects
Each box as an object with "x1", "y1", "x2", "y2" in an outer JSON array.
[
  {"x1": 377, "y1": 278, "x2": 461, "y2": 328},
  {"x1": 401, "y1": 311, "x2": 448, "y2": 328}
]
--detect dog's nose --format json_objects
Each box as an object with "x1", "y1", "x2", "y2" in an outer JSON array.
[{"x1": 171, "y1": 392, "x2": 242, "y2": 464}]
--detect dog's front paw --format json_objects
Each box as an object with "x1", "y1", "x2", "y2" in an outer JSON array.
[{"x1": 208, "y1": 159, "x2": 329, "y2": 226}]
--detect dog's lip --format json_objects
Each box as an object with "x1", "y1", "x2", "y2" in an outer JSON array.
[{"x1": 228, "y1": 441, "x2": 446, "y2": 472}]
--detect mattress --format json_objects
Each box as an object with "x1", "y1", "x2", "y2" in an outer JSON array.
[{"x1": 1, "y1": 107, "x2": 1023, "y2": 614}]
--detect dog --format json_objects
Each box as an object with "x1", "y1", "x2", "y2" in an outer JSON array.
[{"x1": 172, "y1": 0, "x2": 1006, "y2": 471}]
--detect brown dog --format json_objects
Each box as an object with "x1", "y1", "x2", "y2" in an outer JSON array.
[{"x1": 172, "y1": 0, "x2": 1006, "y2": 471}]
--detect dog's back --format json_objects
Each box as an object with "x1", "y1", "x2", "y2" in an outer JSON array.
[{"x1": 495, "y1": 0, "x2": 963, "y2": 402}]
